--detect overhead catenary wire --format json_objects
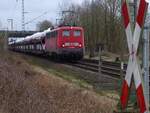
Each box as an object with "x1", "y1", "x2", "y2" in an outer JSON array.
[
  {"x1": 10, "y1": 0, "x2": 58, "y2": 30},
  {"x1": 11, "y1": 0, "x2": 18, "y2": 19},
  {"x1": 23, "y1": 11, "x2": 49, "y2": 25}
]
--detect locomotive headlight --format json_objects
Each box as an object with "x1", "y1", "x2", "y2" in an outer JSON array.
[
  {"x1": 62, "y1": 44, "x2": 65, "y2": 47},
  {"x1": 79, "y1": 44, "x2": 82, "y2": 47}
]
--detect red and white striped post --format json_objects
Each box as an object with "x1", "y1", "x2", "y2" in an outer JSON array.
[{"x1": 121, "y1": 0, "x2": 148, "y2": 113}]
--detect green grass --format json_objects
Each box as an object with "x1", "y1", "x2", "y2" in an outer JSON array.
[
  {"x1": 46, "y1": 68, "x2": 93, "y2": 89},
  {"x1": 22, "y1": 55, "x2": 93, "y2": 90}
]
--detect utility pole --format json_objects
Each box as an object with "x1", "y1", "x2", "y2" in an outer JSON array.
[
  {"x1": 7, "y1": 19, "x2": 13, "y2": 31},
  {"x1": 16, "y1": 0, "x2": 25, "y2": 31},
  {"x1": 22, "y1": 0, "x2": 25, "y2": 31},
  {"x1": 62, "y1": 10, "x2": 76, "y2": 26}
]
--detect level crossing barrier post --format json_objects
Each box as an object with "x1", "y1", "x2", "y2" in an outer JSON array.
[{"x1": 121, "y1": 0, "x2": 148, "y2": 112}]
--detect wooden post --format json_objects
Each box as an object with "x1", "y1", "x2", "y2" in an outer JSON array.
[
  {"x1": 4, "y1": 29, "x2": 8, "y2": 51},
  {"x1": 120, "y1": 0, "x2": 125, "y2": 84},
  {"x1": 98, "y1": 45, "x2": 102, "y2": 75},
  {"x1": 120, "y1": 60, "x2": 124, "y2": 83}
]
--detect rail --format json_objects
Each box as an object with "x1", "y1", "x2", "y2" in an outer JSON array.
[{"x1": 70, "y1": 59, "x2": 150, "y2": 86}]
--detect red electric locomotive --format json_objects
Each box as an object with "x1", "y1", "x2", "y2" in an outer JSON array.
[{"x1": 45, "y1": 26, "x2": 84, "y2": 60}]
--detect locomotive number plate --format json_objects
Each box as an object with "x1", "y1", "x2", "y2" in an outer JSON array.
[{"x1": 65, "y1": 42, "x2": 79, "y2": 46}]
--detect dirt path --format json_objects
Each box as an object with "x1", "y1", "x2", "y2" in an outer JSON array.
[{"x1": 0, "y1": 52, "x2": 118, "y2": 113}]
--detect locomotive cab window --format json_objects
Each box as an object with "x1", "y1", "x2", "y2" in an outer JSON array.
[
  {"x1": 74, "y1": 30, "x2": 81, "y2": 37},
  {"x1": 63, "y1": 30, "x2": 70, "y2": 37}
]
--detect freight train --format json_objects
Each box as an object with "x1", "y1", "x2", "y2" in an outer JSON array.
[{"x1": 8, "y1": 26, "x2": 84, "y2": 60}]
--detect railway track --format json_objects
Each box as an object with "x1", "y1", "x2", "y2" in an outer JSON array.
[
  {"x1": 69, "y1": 59, "x2": 125, "y2": 79},
  {"x1": 12, "y1": 51, "x2": 150, "y2": 86},
  {"x1": 69, "y1": 59, "x2": 150, "y2": 85}
]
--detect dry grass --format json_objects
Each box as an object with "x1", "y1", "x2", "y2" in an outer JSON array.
[{"x1": 0, "y1": 52, "x2": 118, "y2": 113}]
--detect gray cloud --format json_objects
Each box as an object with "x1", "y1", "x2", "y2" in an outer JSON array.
[{"x1": 0, "y1": 0, "x2": 84, "y2": 31}]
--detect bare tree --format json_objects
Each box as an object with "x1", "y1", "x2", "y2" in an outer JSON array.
[
  {"x1": 36, "y1": 20, "x2": 53, "y2": 31},
  {"x1": 0, "y1": 20, "x2": 2, "y2": 29},
  {"x1": 60, "y1": 0, "x2": 126, "y2": 56}
]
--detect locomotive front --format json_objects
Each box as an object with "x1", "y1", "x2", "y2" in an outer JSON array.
[{"x1": 58, "y1": 27, "x2": 84, "y2": 60}]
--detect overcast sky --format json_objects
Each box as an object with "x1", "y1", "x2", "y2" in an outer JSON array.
[
  {"x1": 0, "y1": 0, "x2": 84, "y2": 31},
  {"x1": 0, "y1": 0, "x2": 150, "y2": 31}
]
